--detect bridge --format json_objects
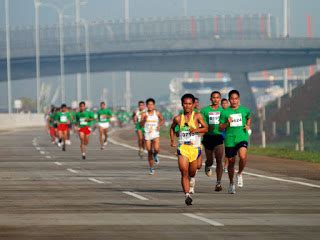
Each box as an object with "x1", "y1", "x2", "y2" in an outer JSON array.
[{"x1": 1, "y1": 15, "x2": 320, "y2": 110}]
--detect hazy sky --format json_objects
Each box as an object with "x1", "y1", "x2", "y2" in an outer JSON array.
[{"x1": 0, "y1": 0, "x2": 319, "y2": 109}]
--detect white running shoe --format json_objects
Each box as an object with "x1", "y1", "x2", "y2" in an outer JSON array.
[
  {"x1": 223, "y1": 168, "x2": 228, "y2": 173},
  {"x1": 205, "y1": 165, "x2": 212, "y2": 177},
  {"x1": 189, "y1": 178, "x2": 196, "y2": 194},
  {"x1": 149, "y1": 168, "x2": 155, "y2": 175},
  {"x1": 228, "y1": 184, "x2": 236, "y2": 194},
  {"x1": 237, "y1": 174, "x2": 244, "y2": 188},
  {"x1": 104, "y1": 141, "x2": 108, "y2": 146},
  {"x1": 66, "y1": 140, "x2": 71, "y2": 145},
  {"x1": 57, "y1": 142, "x2": 62, "y2": 147}
]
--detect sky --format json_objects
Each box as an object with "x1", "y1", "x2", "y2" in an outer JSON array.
[{"x1": 0, "y1": 0, "x2": 319, "y2": 109}]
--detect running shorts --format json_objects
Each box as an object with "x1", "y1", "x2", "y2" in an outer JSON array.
[
  {"x1": 79, "y1": 126, "x2": 91, "y2": 135},
  {"x1": 177, "y1": 144, "x2": 202, "y2": 163},
  {"x1": 202, "y1": 134, "x2": 224, "y2": 151},
  {"x1": 99, "y1": 122, "x2": 110, "y2": 129},
  {"x1": 58, "y1": 123, "x2": 68, "y2": 132},
  {"x1": 225, "y1": 141, "x2": 248, "y2": 158}
]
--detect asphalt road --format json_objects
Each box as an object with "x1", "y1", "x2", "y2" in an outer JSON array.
[{"x1": 0, "y1": 128, "x2": 319, "y2": 239}]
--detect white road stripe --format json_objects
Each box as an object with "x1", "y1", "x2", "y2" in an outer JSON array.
[
  {"x1": 183, "y1": 213, "x2": 224, "y2": 226},
  {"x1": 54, "y1": 162, "x2": 62, "y2": 166},
  {"x1": 36, "y1": 147, "x2": 41, "y2": 150},
  {"x1": 123, "y1": 191, "x2": 149, "y2": 201},
  {"x1": 88, "y1": 178, "x2": 105, "y2": 184},
  {"x1": 243, "y1": 171, "x2": 320, "y2": 189},
  {"x1": 109, "y1": 137, "x2": 320, "y2": 189},
  {"x1": 67, "y1": 168, "x2": 79, "y2": 174},
  {"x1": 40, "y1": 151, "x2": 46, "y2": 155},
  {"x1": 45, "y1": 156, "x2": 52, "y2": 159}
]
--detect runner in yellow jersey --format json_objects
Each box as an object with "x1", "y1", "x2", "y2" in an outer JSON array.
[{"x1": 170, "y1": 93, "x2": 208, "y2": 205}]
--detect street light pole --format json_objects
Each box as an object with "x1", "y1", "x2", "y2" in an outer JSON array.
[
  {"x1": 59, "y1": 12, "x2": 66, "y2": 104},
  {"x1": 34, "y1": 0, "x2": 41, "y2": 113},
  {"x1": 124, "y1": 0, "x2": 131, "y2": 112},
  {"x1": 5, "y1": 0, "x2": 12, "y2": 114},
  {"x1": 81, "y1": 20, "x2": 91, "y2": 102}
]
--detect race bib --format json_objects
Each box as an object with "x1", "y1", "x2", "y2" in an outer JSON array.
[
  {"x1": 100, "y1": 115, "x2": 107, "y2": 121},
  {"x1": 209, "y1": 112, "x2": 220, "y2": 125},
  {"x1": 80, "y1": 118, "x2": 87, "y2": 126},
  {"x1": 60, "y1": 115, "x2": 67, "y2": 123},
  {"x1": 179, "y1": 131, "x2": 192, "y2": 143},
  {"x1": 230, "y1": 113, "x2": 243, "y2": 127},
  {"x1": 145, "y1": 122, "x2": 157, "y2": 133}
]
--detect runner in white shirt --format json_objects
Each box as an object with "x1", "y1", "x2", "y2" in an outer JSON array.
[
  {"x1": 140, "y1": 98, "x2": 164, "y2": 175},
  {"x1": 132, "y1": 101, "x2": 146, "y2": 158}
]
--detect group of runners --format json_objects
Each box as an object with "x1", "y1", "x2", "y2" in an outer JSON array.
[
  {"x1": 133, "y1": 89, "x2": 251, "y2": 205},
  {"x1": 46, "y1": 101, "x2": 113, "y2": 159},
  {"x1": 46, "y1": 89, "x2": 251, "y2": 206}
]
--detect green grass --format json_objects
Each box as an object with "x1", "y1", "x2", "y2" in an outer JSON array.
[{"x1": 249, "y1": 146, "x2": 320, "y2": 164}]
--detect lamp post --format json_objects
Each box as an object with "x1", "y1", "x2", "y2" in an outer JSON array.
[
  {"x1": 5, "y1": 0, "x2": 12, "y2": 113},
  {"x1": 34, "y1": 0, "x2": 87, "y2": 105}
]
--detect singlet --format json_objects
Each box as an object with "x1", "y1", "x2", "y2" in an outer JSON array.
[
  {"x1": 178, "y1": 111, "x2": 201, "y2": 147},
  {"x1": 144, "y1": 111, "x2": 159, "y2": 133}
]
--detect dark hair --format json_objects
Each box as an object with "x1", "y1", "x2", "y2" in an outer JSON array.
[
  {"x1": 79, "y1": 101, "x2": 86, "y2": 106},
  {"x1": 138, "y1": 101, "x2": 145, "y2": 105},
  {"x1": 221, "y1": 98, "x2": 228, "y2": 103},
  {"x1": 181, "y1": 93, "x2": 195, "y2": 104},
  {"x1": 228, "y1": 90, "x2": 240, "y2": 99},
  {"x1": 100, "y1": 101, "x2": 105, "y2": 105},
  {"x1": 146, "y1": 98, "x2": 155, "y2": 104},
  {"x1": 211, "y1": 91, "x2": 221, "y2": 98},
  {"x1": 195, "y1": 97, "x2": 199, "y2": 101},
  {"x1": 61, "y1": 104, "x2": 67, "y2": 108}
]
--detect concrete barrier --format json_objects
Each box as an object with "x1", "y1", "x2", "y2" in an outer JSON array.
[{"x1": 0, "y1": 114, "x2": 46, "y2": 131}]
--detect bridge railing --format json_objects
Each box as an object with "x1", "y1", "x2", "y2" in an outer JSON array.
[{"x1": 0, "y1": 14, "x2": 277, "y2": 59}]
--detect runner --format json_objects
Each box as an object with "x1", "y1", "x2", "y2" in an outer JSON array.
[
  {"x1": 170, "y1": 93, "x2": 208, "y2": 205},
  {"x1": 97, "y1": 101, "x2": 113, "y2": 150},
  {"x1": 201, "y1": 91, "x2": 224, "y2": 191},
  {"x1": 140, "y1": 98, "x2": 164, "y2": 175},
  {"x1": 194, "y1": 97, "x2": 201, "y2": 112},
  {"x1": 91, "y1": 107, "x2": 99, "y2": 135},
  {"x1": 55, "y1": 104, "x2": 73, "y2": 151},
  {"x1": 132, "y1": 101, "x2": 146, "y2": 158},
  {"x1": 221, "y1": 98, "x2": 229, "y2": 173},
  {"x1": 46, "y1": 106, "x2": 57, "y2": 144},
  {"x1": 66, "y1": 107, "x2": 74, "y2": 145},
  {"x1": 75, "y1": 101, "x2": 95, "y2": 159},
  {"x1": 219, "y1": 90, "x2": 251, "y2": 194}
]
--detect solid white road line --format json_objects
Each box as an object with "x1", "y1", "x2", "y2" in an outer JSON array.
[
  {"x1": 67, "y1": 168, "x2": 79, "y2": 174},
  {"x1": 88, "y1": 178, "x2": 105, "y2": 184},
  {"x1": 54, "y1": 162, "x2": 62, "y2": 166},
  {"x1": 109, "y1": 137, "x2": 320, "y2": 189},
  {"x1": 183, "y1": 213, "x2": 224, "y2": 226},
  {"x1": 45, "y1": 156, "x2": 52, "y2": 159},
  {"x1": 123, "y1": 191, "x2": 149, "y2": 201}
]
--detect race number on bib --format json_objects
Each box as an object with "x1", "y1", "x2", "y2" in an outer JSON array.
[
  {"x1": 60, "y1": 115, "x2": 67, "y2": 123},
  {"x1": 80, "y1": 118, "x2": 87, "y2": 126},
  {"x1": 179, "y1": 131, "x2": 192, "y2": 143},
  {"x1": 209, "y1": 112, "x2": 220, "y2": 125},
  {"x1": 230, "y1": 113, "x2": 243, "y2": 127},
  {"x1": 100, "y1": 115, "x2": 106, "y2": 121}
]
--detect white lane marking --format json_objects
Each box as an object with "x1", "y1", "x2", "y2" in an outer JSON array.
[
  {"x1": 243, "y1": 171, "x2": 320, "y2": 189},
  {"x1": 54, "y1": 162, "x2": 62, "y2": 166},
  {"x1": 40, "y1": 151, "x2": 46, "y2": 155},
  {"x1": 88, "y1": 178, "x2": 105, "y2": 184},
  {"x1": 36, "y1": 147, "x2": 41, "y2": 150},
  {"x1": 67, "y1": 168, "x2": 79, "y2": 174},
  {"x1": 45, "y1": 156, "x2": 52, "y2": 159},
  {"x1": 183, "y1": 213, "x2": 224, "y2": 226},
  {"x1": 123, "y1": 191, "x2": 149, "y2": 201},
  {"x1": 109, "y1": 137, "x2": 320, "y2": 189}
]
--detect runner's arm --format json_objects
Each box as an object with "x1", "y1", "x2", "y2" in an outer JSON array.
[
  {"x1": 170, "y1": 116, "x2": 179, "y2": 147},
  {"x1": 190, "y1": 113, "x2": 208, "y2": 134},
  {"x1": 140, "y1": 113, "x2": 147, "y2": 127},
  {"x1": 158, "y1": 112, "x2": 165, "y2": 127}
]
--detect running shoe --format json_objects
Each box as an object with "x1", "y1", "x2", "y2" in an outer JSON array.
[
  {"x1": 215, "y1": 183, "x2": 223, "y2": 192},
  {"x1": 138, "y1": 149, "x2": 144, "y2": 159},
  {"x1": 66, "y1": 140, "x2": 71, "y2": 145},
  {"x1": 223, "y1": 168, "x2": 228, "y2": 173},
  {"x1": 228, "y1": 184, "x2": 236, "y2": 194},
  {"x1": 189, "y1": 178, "x2": 196, "y2": 194},
  {"x1": 205, "y1": 165, "x2": 212, "y2": 177},
  {"x1": 62, "y1": 144, "x2": 66, "y2": 151},
  {"x1": 57, "y1": 142, "x2": 62, "y2": 147},
  {"x1": 82, "y1": 154, "x2": 86, "y2": 160},
  {"x1": 101, "y1": 146, "x2": 104, "y2": 150},
  {"x1": 236, "y1": 174, "x2": 244, "y2": 188},
  {"x1": 185, "y1": 194, "x2": 193, "y2": 206},
  {"x1": 153, "y1": 153, "x2": 159, "y2": 165},
  {"x1": 104, "y1": 141, "x2": 108, "y2": 146},
  {"x1": 149, "y1": 168, "x2": 155, "y2": 175}
]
